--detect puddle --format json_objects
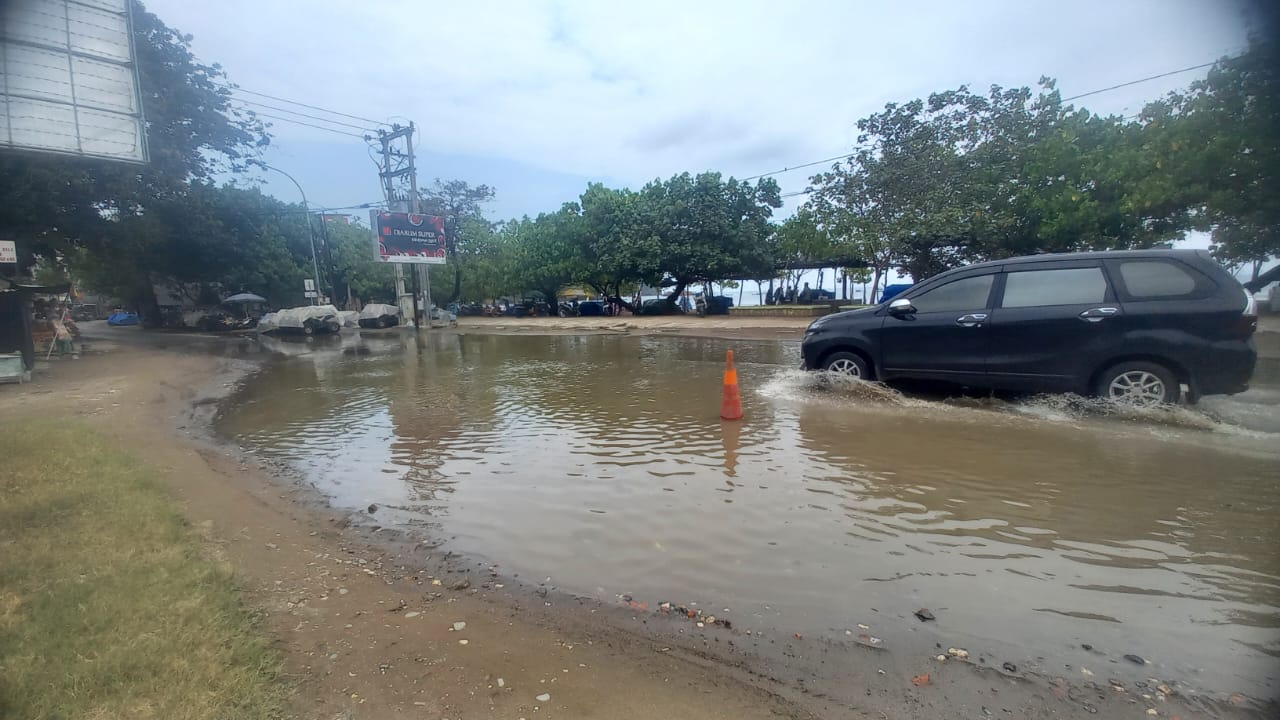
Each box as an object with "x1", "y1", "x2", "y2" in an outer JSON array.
[{"x1": 217, "y1": 332, "x2": 1280, "y2": 700}]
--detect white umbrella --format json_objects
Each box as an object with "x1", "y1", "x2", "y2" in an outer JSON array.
[{"x1": 223, "y1": 292, "x2": 266, "y2": 303}]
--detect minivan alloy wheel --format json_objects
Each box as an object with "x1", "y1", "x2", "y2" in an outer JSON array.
[
  {"x1": 827, "y1": 358, "x2": 862, "y2": 377},
  {"x1": 1107, "y1": 370, "x2": 1169, "y2": 406}
]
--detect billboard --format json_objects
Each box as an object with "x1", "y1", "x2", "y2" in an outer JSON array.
[
  {"x1": 1, "y1": 0, "x2": 148, "y2": 163},
  {"x1": 371, "y1": 211, "x2": 447, "y2": 264}
]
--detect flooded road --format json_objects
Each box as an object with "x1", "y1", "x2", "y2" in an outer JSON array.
[{"x1": 218, "y1": 332, "x2": 1280, "y2": 701}]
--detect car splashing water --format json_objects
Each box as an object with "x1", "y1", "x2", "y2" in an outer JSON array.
[{"x1": 218, "y1": 332, "x2": 1280, "y2": 701}]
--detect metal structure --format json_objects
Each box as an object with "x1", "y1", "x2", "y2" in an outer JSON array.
[
  {"x1": 1, "y1": 0, "x2": 148, "y2": 162},
  {"x1": 372, "y1": 122, "x2": 429, "y2": 327}
]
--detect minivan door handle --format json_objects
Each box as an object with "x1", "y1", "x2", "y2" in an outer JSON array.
[
  {"x1": 1079, "y1": 307, "x2": 1119, "y2": 323},
  {"x1": 956, "y1": 313, "x2": 988, "y2": 327}
]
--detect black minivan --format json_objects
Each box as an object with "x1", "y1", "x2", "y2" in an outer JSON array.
[{"x1": 801, "y1": 250, "x2": 1257, "y2": 405}]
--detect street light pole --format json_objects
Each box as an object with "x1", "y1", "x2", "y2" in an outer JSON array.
[{"x1": 256, "y1": 161, "x2": 321, "y2": 306}]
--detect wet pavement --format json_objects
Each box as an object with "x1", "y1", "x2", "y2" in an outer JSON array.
[{"x1": 217, "y1": 331, "x2": 1280, "y2": 702}]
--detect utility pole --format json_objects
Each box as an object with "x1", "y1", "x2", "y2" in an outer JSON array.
[
  {"x1": 374, "y1": 123, "x2": 423, "y2": 328},
  {"x1": 405, "y1": 125, "x2": 433, "y2": 328}
]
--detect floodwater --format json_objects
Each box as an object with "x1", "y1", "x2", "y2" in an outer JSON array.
[{"x1": 218, "y1": 332, "x2": 1280, "y2": 700}]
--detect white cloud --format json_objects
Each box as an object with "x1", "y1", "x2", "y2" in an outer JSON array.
[{"x1": 147, "y1": 0, "x2": 1251, "y2": 198}]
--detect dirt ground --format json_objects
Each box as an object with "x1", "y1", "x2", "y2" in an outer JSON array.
[{"x1": 2, "y1": 326, "x2": 1271, "y2": 720}]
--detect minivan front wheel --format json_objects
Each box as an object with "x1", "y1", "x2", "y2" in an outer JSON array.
[
  {"x1": 1096, "y1": 361, "x2": 1179, "y2": 407},
  {"x1": 822, "y1": 351, "x2": 872, "y2": 380}
]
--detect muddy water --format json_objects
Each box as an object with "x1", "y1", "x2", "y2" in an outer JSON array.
[{"x1": 218, "y1": 332, "x2": 1280, "y2": 700}]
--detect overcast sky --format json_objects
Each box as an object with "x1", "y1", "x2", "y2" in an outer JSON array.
[{"x1": 147, "y1": 0, "x2": 1255, "y2": 224}]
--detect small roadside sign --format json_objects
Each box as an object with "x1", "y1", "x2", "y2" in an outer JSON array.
[
  {"x1": 304, "y1": 291, "x2": 318, "y2": 299},
  {"x1": 0, "y1": 240, "x2": 16, "y2": 265},
  {"x1": 304, "y1": 278, "x2": 316, "y2": 292}
]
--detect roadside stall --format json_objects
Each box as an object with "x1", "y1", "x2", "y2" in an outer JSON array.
[{"x1": 0, "y1": 280, "x2": 72, "y2": 382}]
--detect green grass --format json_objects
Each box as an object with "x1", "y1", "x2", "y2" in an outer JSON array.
[{"x1": 0, "y1": 420, "x2": 285, "y2": 720}]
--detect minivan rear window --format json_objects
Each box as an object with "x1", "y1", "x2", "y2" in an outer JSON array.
[
  {"x1": 1002, "y1": 267, "x2": 1108, "y2": 307},
  {"x1": 1117, "y1": 260, "x2": 1198, "y2": 298}
]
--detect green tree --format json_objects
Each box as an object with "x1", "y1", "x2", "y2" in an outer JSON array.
[
  {"x1": 640, "y1": 172, "x2": 780, "y2": 308},
  {"x1": 419, "y1": 179, "x2": 497, "y2": 302},
  {"x1": 1138, "y1": 40, "x2": 1279, "y2": 280}
]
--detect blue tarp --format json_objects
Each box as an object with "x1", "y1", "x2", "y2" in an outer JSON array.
[
  {"x1": 107, "y1": 312, "x2": 139, "y2": 326},
  {"x1": 879, "y1": 284, "x2": 913, "y2": 303}
]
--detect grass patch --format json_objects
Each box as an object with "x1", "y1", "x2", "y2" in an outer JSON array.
[{"x1": 0, "y1": 419, "x2": 285, "y2": 720}]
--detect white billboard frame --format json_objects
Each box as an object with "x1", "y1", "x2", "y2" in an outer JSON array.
[{"x1": 1, "y1": 0, "x2": 149, "y2": 163}]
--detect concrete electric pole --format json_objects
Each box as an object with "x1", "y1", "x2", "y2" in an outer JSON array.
[{"x1": 374, "y1": 123, "x2": 428, "y2": 328}]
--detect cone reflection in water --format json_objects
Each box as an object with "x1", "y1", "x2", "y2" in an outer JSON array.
[
  {"x1": 721, "y1": 349, "x2": 743, "y2": 421},
  {"x1": 720, "y1": 419, "x2": 741, "y2": 477}
]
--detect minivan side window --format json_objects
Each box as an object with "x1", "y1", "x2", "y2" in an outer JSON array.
[
  {"x1": 1001, "y1": 267, "x2": 1108, "y2": 308},
  {"x1": 1117, "y1": 260, "x2": 1198, "y2": 298},
  {"x1": 907, "y1": 274, "x2": 994, "y2": 313}
]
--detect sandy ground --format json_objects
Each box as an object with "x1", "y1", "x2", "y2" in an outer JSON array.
[{"x1": 2, "y1": 325, "x2": 1272, "y2": 720}]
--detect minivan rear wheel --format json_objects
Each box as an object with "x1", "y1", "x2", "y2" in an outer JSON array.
[
  {"x1": 1096, "y1": 361, "x2": 1179, "y2": 407},
  {"x1": 822, "y1": 351, "x2": 872, "y2": 380}
]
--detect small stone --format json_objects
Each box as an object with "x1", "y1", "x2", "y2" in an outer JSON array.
[
  {"x1": 404, "y1": 611, "x2": 420, "y2": 618},
  {"x1": 450, "y1": 578, "x2": 471, "y2": 591},
  {"x1": 452, "y1": 621, "x2": 467, "y2": 631},
  {"x1": 914, "y1": 608, "x2": 936, "y2": 622},
  {"x1": 458, "y1": 639, "x2": 468, "y2": 645},
  {"x1": 338, "y1": 588, "x2": 349, "y2": 595},
  {"x1": 535, "y1": 693, "x2": 551, "y2": 702},
  {"x1": 1124, "y1": 654, "x2": 1146, "y2": 666},
  {"x1": 1082, "y1": 667, "x2": 1094, "y2": 677},
  {"x1": 857, "y1": 623, "x2": 870, "y2": 630},
  {"x1": 936, "y1": 655, "x2": 947, "y2": 662},
  {"x1": 1156, "y1": 684, "x2": 1173, "y2": 696},
  {"x1": 265, "y1": 543, "x2": 278, "y2": 550},
  {"x1": 497, "y1": 678, "x2": 505, "y2": 687},
  {"x1": 1146, "y1": 710, "x2": 1157, "y2": 717},
  {"x1": 947, "y1": 648, "x2": 969, "y2": 659},
  {"x1": 367, "y1": 504, "x2": 378, "y2": 513},
  {"x1": 1002, "y1": 662, "x2": 1017, "y2": 673},
  {"x1": 696, "y1": 622, "x2": 705, "y2": 628},
  {"x1": 705, "y1": 615, "x2": 716, "y2": 624},
  {"x1": 431, "y1": 579, "x2": 442, "y2": 586}
]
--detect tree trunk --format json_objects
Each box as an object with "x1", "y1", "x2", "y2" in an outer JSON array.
[
  {"x1": 737, "y1": 283, "x2": 744, "y2": 306},
  {"x1": 841, "y1": 269, "x2": 848, "y2": 300},
  {"x1": 871, "y1": 266, "x2": 883, "y2": 304},
  {"x1": 449, "y1": 264, "x2": 462, "y2": 304}
]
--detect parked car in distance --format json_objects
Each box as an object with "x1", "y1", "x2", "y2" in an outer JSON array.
[{"x1": 802, "y1": 250, "x2": 1257, "y2": 406}]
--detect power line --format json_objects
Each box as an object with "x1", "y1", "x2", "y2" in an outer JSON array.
[
  {"x1": 740, "y1": 152, "x2": 858, "y2": 182},
  {"x1": 214, "y1": 81, "x2": 389, "y2": 128},
  {"x1": 250, "y1": 111, "x2": 367, "y2": 138},
  {"x1": 1060, "y1": 61, "x2": 1216, "y2": 103},
  {"x1": 231, "y1": 96, "x2": 376, "y2": 133}
]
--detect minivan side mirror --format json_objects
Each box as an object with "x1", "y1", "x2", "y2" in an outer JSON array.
[{"x1": 888, "y1": 297, "x2": 916, "y2": 315}]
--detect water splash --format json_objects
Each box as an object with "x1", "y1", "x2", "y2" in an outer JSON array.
[
  {"x1": 758, "y1": 368, "x2": 925, "y2": 406},
  {"x1": 759, "y1": 368, "x2": 1258, "y2": 435}
]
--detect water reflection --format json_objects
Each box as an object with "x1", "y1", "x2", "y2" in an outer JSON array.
[{"x1": 218, "y1": 333, "x2": 1280, "y2": 699}]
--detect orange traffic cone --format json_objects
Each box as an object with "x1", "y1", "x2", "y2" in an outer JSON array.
[{"x1": 720, "y1": 350, "x2": 744, "y2": 421}]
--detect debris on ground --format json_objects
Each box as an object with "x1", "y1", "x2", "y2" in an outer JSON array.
[
  {"x1": 1002, "y1": 662, "x2": 1017, "y2": 673},
  {"x1": 947, "y1": 647, "x2": 969, "y2": 659},
  {"x1": 912, "y1": 673, "x2": 931, "y2": 687},
  {"x1": 366, "y1": 503, "x2": 378, "y2": 513},
  {"x1": 914, "y1": 608, "x2": 936, "y2": 622},
  {"x1": 1124, "y1": 654, "x2": 1146, "y2": 665},
  {"x1": 452, "y1": 621, "x2": 467, "y2": 631},
  {"x1": 450, "y1": 578, "x2": 471, "y2": 591},
  {"x1": 535, "y1": 693, "x2": 551, "y2": 702}
]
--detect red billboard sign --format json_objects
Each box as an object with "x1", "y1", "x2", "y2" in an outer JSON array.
[{"x1": 372, "y1": 211, "x2": 447, "y2": 264}]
